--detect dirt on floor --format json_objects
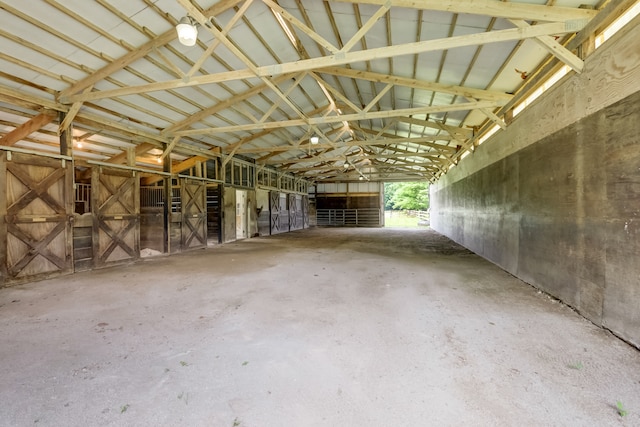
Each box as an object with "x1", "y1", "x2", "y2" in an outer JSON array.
[{"x1": 1, "y1": 227, "x2": 639, "y2": 427}]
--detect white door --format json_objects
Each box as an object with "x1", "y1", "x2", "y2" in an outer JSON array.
[{"x1": 235, "y1": 190, "x2": 247, "y2": 239}]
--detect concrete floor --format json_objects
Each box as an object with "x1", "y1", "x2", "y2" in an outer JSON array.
[{"x1": 1, "y1": 228, "x2": 639, "y2": 426}]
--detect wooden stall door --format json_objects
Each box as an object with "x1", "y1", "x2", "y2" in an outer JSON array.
[
  {"x1": 181, "y1": 178, "x2": 207, "y2": 250},
  {"x1": 92, "y1": 167, "x2": 139, "y2": 268},
  {"x1": 269, "y1": 191, "x2": 280, "y2": 235},
  {"x1": 302, "y1": 195, "x2": 310, "y2": 228},
  {"x1": 279, "y1": 193, "x2": 289, "y2": 233},
  {"x1": 0, "y1": 152, "x2": 73, "y2": 285},
  {"x1": 289, "y1": 194, "x2": 303, "y2": 231}
]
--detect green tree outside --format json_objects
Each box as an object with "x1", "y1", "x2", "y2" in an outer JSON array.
[{"x1": 384, "y1": 181, "x2": 429, "y2": 211}]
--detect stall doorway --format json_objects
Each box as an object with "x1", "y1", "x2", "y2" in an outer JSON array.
[{"x1": 235, "y1": 189, "x2": 247, "y2": 240}]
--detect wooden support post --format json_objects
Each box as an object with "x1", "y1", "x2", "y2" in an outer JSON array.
[
  {"x1": 126, "y1": 147, "x2": 136, "y2": 167},
  {"x1": 59, "y1": 112, "x2": 73, "y2": 157},
  {"x1": 163, "y1": 155, "x2": 172, "y2": 254},
  {"x1": 0, "y1": 152, "x2": 7, "y2": 284}
]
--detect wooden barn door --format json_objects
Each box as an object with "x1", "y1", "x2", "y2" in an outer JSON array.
[
  {"x1": 92, "y1": 167, "x2": 139, "y2": 268},
  {"x1": 0, "y1": 151, "x2": 73, "y2": 285},
  {"x1": 269, "y1": 191, "x2": 281, "y2": 235},
  {"x1": 181, "y1": 178, "x2": 207, "y2": 250}
]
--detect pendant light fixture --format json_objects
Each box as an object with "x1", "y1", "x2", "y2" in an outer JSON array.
[{"x1": 176, "y1": 16, "x2": 198, "y2": 46}]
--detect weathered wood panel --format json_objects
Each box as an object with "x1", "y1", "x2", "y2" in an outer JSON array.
[
  {"x1": 302, "y1": 195, "x2": 309, "y2": 228},
  {"x1": 431, "y1": 89, "x2": 640, "y2": 347},
  {"x1": 181, "y1": 178, "x2": 207, "y2": 250},
  {"x1": 437, "y1": 16, "x2": 640, "y2": 187},
  {"x1": 269, "y1": 191, "x2": 281, "y2": 235},
  {"x1": 91, "y1": 167, "x2": 139, "y2": 268},
  {"x1": 0, "y1": 151, "x2": 73, "y2": 286},
  {"x1": 73, "y1": 213, "x2": 93, "y2": 271}
]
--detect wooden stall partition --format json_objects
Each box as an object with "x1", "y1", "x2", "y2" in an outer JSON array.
[
  {"x1": 91, "y1": 166, "x2": 139, "y2": 268},
  {"x1": 0, "y1": 150, "x2": 73, "y2": 286},
  {"x1": 180, "y1": 177, "x2": 207, "y2": 250}
]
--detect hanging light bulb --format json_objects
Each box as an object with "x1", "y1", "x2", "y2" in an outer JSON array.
[
  {"x1": 176, "y1": 16, "x2": 198, "y2": 46},
  {"x1": 310, "y1": 135, "x2": 319, "y2": 144}
]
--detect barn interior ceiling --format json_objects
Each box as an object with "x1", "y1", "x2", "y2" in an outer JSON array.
[{"x1": 0, "y1": 0, "x2": 621, "y2": 183}]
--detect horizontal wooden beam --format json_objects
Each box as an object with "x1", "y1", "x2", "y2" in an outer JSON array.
[
  {"x1": 395, "y1": 117, "x2": 474, "y2": 138},
  {"x1": 0, "y1": 111, "x2": 57, "y2": 146},
  {"x1": 236, "y1": 135, "x2": 455, "y2": 155},
  {"x1": 318, "y1": 67, "x2": 512, "y2": 102},
  {"x1": 331, "y1": 0, "x2": 598, "y2": 22},
  {"x1": 173, "y1": 100, "x2": 506, "y2": 137}
]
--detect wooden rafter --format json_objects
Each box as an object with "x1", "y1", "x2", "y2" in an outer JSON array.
[
  {"x1": 332, "y1": 0, "x2": 598, "y2": 22},
  {"x1": 509, "y1": 20, "x2": 584, "y2": 73},
  {"x1": 61, "y1": 21, "x2": 583, "y2": 104},
  {"x1": 57, "y1": 0, "x2": 243, "y2": 101},
  {"x1": 318, "y1": 67, "x2": 512, "y2": 102},
  {"x1": 0, "y1": 111, "x2": 57, "y2": 146}
]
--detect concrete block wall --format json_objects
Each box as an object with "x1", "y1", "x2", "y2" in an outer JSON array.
[{"x1": 430, "y1": 17, "x2": 640, "y2": 347}]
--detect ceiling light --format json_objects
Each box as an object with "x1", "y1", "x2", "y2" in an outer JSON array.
[
  {"x1": 176, "y1": 16, "x2": 198, "y2": 46},
  {"x1": 310, "y1": 135, "x2": 319, "y2": 144},
  {"x1": 343, "y1": 162, "x2": 349, "y2": 169}
]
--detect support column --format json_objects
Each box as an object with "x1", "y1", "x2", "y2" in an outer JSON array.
[
  {"x1": 58, "y1": 111, "x2": 73, "y2": 157},
  {"x1": 163, "y1": 155, "x2": 172, "y2": 254}
]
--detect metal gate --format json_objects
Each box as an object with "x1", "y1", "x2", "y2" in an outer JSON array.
[
  {"x1": 0, "y1": 150, "x2": 73, "y2": 285},
  {"x1": 92, "y1": 166, "x2": 139, "y2": 268},
  {"x1": 181, "y1": 178, "x2": 207, "y2": 250},
  {"x1": 206, "y1": 184, "x2": 222, "y2": 244}
]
